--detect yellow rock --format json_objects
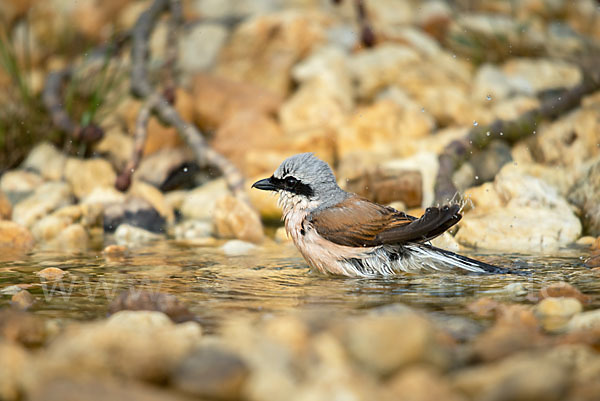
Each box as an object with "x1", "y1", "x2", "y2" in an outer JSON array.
[
  {"x1": 64, "y1": 158, "x2": 117, "y2": 199},
  {"x1": 0, "y1": 221, "x2": 35, "y2": 253},
  {"x1": 213, "y1": 195, "x2": 264, "y2": 244}
]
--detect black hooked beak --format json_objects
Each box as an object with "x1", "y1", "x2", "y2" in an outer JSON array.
[{"x1": 251, "y1": 176, "x2": 279, "y2": 191}]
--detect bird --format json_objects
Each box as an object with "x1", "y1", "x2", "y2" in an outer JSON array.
[{"x1": 252, "y1": 153, "x2": 507, "y2": 278}]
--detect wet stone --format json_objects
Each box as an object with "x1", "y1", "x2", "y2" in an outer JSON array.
[
  {"x1": 108, "y1": 289, "x2": 196, "y2": 323},
  {"x1": 0, "y1": 309, "x2": 46, "y2": 347},
  {"x1": 10, "y1": 290, "x2": 34, "y2": 311},
  {"x1": 342, "y1": 313, "x2": 449, "y2": 376},
  {"x1": 36, "y1": 311, "x2": 202, "y2": 383},
  {"x1": 527, "y1": 282, "x2": 591, "y2": 304},
  {"x1": 103, "y1": 197, "x2": 166, "y2": 234},
  {"x1": 36, "y1": 267, "x2": 67, "y2": 281},
  {"x1": 172, "y1": 345, "x2": 250, "y2": 400},
  {"x1": 0, "y1": 221, "x2": 35, "y2": 254},
  {"x1": 213, "y1": 195, "x2": 264, "y2": 244},
  {"x1": 534, "y1": 297, "x2": 583, "y2": 332},
  {"x1": 0, "y1": 340, "x2": 29, "y2": 401},
  {"x1": 114, "y1": 224, "x2": 164, "y2": 246}
]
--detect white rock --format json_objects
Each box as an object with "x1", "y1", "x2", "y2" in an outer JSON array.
[
  {"x1": 12, "y1": 182, "x2": 72, "y2": 228},
  {"x1": 179, "y1": 23, "x2": 228, "y2": 73},
  {"x1": 0, "y1": 170, "x2": 44, "y2": 194},
  {"x1": 456, "y1": 164, "x2": 581, "y2": 252},
  {"x1": 174, "y1": 220, "x2": 213, "y2": 240},
  {"x1": 180, "y1": 179, "x2": 228, "y2": 220},
  {"x1": 221, "y1": 240, "x2": 256, "y2": 256},
  {"x1": 114, "y1": 224, "x2": 164, "y2": 246},
  {"x1": 21, "y1": 142, "x2": 67, "y2": 181}
]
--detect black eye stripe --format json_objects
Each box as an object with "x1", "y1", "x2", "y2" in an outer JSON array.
[{"x1": 270, "y1": 175, "x2": 314, "y2": 197}]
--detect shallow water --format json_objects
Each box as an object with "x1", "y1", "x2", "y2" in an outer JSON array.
[{"x1": 1, "y1": 241, "x2": 597, "y2": 331}]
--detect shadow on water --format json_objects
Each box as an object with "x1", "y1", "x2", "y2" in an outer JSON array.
[{"x1": 0, "y1": 241, "x2": 597, "y2": 329}]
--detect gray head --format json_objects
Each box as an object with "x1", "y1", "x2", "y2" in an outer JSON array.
[{"x1": 252, "y1": 153, "x2": 346, "y2": 206}]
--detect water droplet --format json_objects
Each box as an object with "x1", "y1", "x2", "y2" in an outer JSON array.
[
  {"x1": 499, "y1": 131, "x2": 503, "y2": 136},
  {"x1": 475, "y1": 175, "x2": 479, "y2": 180},
  {"x1": 473, "y1": 121, "x2": 479, "y2": 126},
  {"x1": 486, "y1": 95, "x2": 492, "y2": 101},
  {"x1": 486, "y1": 131, "x2": 490, "y2": 136},
  {"x1": 452, "y1": 54, "x2": 456, "y2": 58},
  {"x1": 421, "y1": 107, "x2": 425, "y2": 113},
  {"x1": 183, "y1": 167, "x2": 188, "y2": 173},
  {"x1": 533, "y1": 130, "x2": 536, "y2": 135}
]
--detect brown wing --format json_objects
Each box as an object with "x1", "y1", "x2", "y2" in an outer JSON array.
[{"x1": 309, "y1": 196, "x2": 461, "y2": 247}]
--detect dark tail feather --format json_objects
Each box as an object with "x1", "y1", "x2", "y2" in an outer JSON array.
[{"x1": 417, "y1": 244, "x2": 521, "y2": 275}]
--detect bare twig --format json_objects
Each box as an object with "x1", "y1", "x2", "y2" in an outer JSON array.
[
  {"x1": 434, "y1": 76, "x2": 600, "y2": 204},
  {"x1": 42, "y1": 69, "x2": 78, "y2": 135},
  {"x1": 115, "y1": 92, "x2": 161, "y2": 191},
  {"x1": 130, "y1": 0, "x2": 248, "y2": 201}
]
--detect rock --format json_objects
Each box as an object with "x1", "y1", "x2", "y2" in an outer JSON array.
[
  {"x1": 102, "y1": 244, "x2": 127, "y2": 256},
  {"x1": 386, "y1": 366, "x2": 467, "y2": 401},
  {"x1": 211, "y1": 111, "x2": 284, "y2": 174},
  {"x1": 452, "y1": 350, "x2": 572, "y2": 401},
  {"x1": 535, "y1": 297, "x2": 583, "y2": 332},
  {"x1": 192, "y1": 73, "x2": 283, "y2": 130},
  {"x1": 576, "y1": 236, "x2": 597, "y2": 247},
  {"x1": 0, "y1": 285, "x2": 30, "y2": 296},
  {"x1": 21, "y1": 142, "x2": 67, "y2": 181},
  {"x1": 0, "y1": 341, "x2": 28, "y2": 401},
  {"x1": 528, "y1": 282, "x2": 591, "y2": 304},
  {"x1": 472, "y1": 63, "x2": 519, "y2": 102},
  {"x1": 448, "y1": 14, "x2": 545, "y2": 62},
  {"x1": 48, "y1": 224, "x2": 89, "y2": 252},
  {"x1": 337, "y1": 99, "x2": 434, "y2": 161},
  {"x1": 129, "y1": 181, "x2": 174, "y2": 224},
  {"x1": 27, "y1": 377, "x2": 192, "y2": 401},
  {"x1": 348, "y1": 44, "x2": 421, "y2": 99},
  {"x1": 172, "y1": 345, "x2": 249, "y2": 400},
  {"x1": 0, "y1": 170, "x2": 44, "y2": 195},
  {"x1": 456, "y1": 164, "x2": 581, "y2": 252},
  {"x1": 80, "y1": 187, "x2": 127, "y2": 207},
  {"x1": 10, "y1": 290, "x2": 34, "y2": 310},
  {"x1": 180, "y1": 179, "x2": 229, "y2": 221},
  {"x1": 343, "y1": 313, "x2": 448, "y2": 376},
  {"x1": 31, "y1": 215, "x2": 73, "y2": 243},
  {"x1": 178, "y1": 23, "x2": 228, "y2": 73},
  {"x1": 108, "y1": 289, "x2": 195, "y2": 323},
  {"x1": 529, "y1": 100, "x2": 600, "y2": 169},
  {"x1": 472, "y1": 308, "x2": 546, "y2": 362},
  {"x1": 0, "y1": 191, "x2": 11, "y2": 220},
  {"x1": 93, "y1": 127, "x2": 134, "y2": 172},
  {"x1": 103, "y1": 197, "x2": 165, "y2": 233},
  {"x1": 114, "y1": 224, "x2": 164, "y2": 246},
  {"x1": 0, "y1": 309, "x2": 46, "y2": 347},
  {"x1": 279, "y1": 46, "x2": 353, "y2": 134},
  {"x1": 134, "y1": 147, "x2": 196, "y2": 190},
  {"x1": 274, "y1": 226, "x2": 290, "y2": 243},
  {"x1": 35, "y1": 311, "x2": 201, "y2": 383},
  {"x1": 11, "y1": 182, "x2": 72, "y2": 228},
  {"x1": 242, "y1": 127, "x2": 337, "y2": 179},
  {"x1": 0, "y1": 221, "x2": 35, "y2": 255},
  {"x1": 501, "y1": 58, "x2": 582, "y2": 94},
  {"x1": 567, "y1": 309, "x2": 600, "y2": 332},
  {"x1": 174, "y1": 220, "x2": 213, "y2": 240},
  {"x1": 221, "y1": 240, "x2": 256, "y2": 256},
  {"x1": 215, "y1": 10, "x2": 330, "y2": 97},
  {"x1": 569, "y1": 159, "x2": 600, "y2": 236},
  {"x1": 64, "y1": 158, "x2": 116, "y2": 199},
  {"x1": 213, "y1": 195, "x2": 264, "y2": 244},
  {"x1": 586, "y1": 252, "x2": 600, "y2": 268},
  {"x1": 344, "y1": 168, "x2": 422, "y2": 208},
  {"x1": 36, "y1": 267, "x2": 66, "y2": 281}
]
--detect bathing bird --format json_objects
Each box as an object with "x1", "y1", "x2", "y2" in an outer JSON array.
[{"x1": 252, "y1": 153, "x2": 505, "y2": 278}]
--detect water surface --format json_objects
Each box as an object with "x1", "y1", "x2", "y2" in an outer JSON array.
[{"x1": 1, "y1": 241, "x2": 597, "y2": 330}]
